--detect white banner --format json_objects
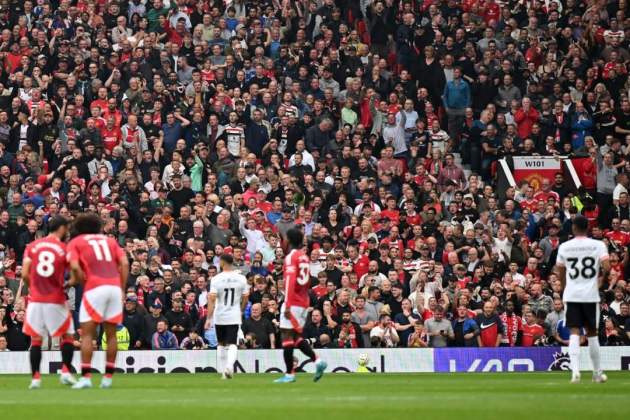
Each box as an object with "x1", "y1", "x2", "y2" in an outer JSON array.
[
  {"x1": 512, "y1": 156, "x2": 562, "y2": 170},
  {"x1": 0, "y1": 348, "x2": 434, "y2": 374},
  {"x1": 0, "y1": 347, "x2": 628, "y2": 374}
]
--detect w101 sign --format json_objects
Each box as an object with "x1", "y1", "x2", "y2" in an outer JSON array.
[
  {"x1": 512, "y1": 156, "x2": 562, "y2": 191},
  {"x1": 433, "y1": 347, "x2": 562, "y2": 372}
]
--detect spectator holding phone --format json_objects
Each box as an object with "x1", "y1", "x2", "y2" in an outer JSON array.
[{"x1": 425, "y1": 307, "x2": 454, "y2": 348}]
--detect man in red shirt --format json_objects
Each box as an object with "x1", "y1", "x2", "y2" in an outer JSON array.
[
  {"x1": 22, "y1": 216, "x2": 76, "y2": 389},
  {"x1": 348, "y1": 245, "x2": 369, "y2": 280},
  {"x1": 533, "y1": 178, "x2": 560, "y2": 202},
  {"x1": 521, "y1": 311, "x2": 544, "y2": 347},
  {"x1": 514, "y1": 97, "x2": 540, "y2": 140},
  {"x1": 67, "y1": 213, "x2": 129, "y2": 389},
  {"x1": 100, "y1": 116, "x2": 122, "y2": 155},
  {"x1": 605, "y1": 218, "x2": 630, "y2": 247},
  {"x1": 482, "y1": 0, "x2": 501, "y2": 24}
]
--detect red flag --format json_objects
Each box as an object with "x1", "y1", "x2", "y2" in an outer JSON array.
[{"x1": 571, "y1": 157, "x2": 597, "y2": 190}]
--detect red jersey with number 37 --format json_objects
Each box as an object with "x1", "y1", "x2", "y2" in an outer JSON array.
[
  {"x1": 284, "y1": 249, "x2": 310, "y2": 308},
  {"x1": 25, "y1": 237, "x2": 68, "y2": 304},
  {"x1": 67, "y1": 234, "x2": 125, "y2": 291}
]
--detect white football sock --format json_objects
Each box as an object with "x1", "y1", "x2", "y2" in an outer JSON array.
[
  {"x1": 568, "y1": 334, "x2": 580, "y2": 376},
  {"x1": 587, "y1": 336, "x2": 601, "y2": 374},
  {"x1": 217, "y1": 345, "x2": 226, "y2": 373},
  {"x1": 226, "y1": 344, "x2": 238, "y2": 371}
]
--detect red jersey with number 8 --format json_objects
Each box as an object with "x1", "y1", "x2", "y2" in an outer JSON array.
[
  {"x1": 67, "y1": 234, "x2": 125, "y2": 291},
  {"x1": 25, "y1": 237, "x2": 68, "y2": 304},
  {"x1": 284, "y1": 249, "x2": 310, "y2": 308}
]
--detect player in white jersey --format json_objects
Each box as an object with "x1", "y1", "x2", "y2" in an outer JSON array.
[
  {"x1": 205, "y1": 254, "x2": 249, "y2": 379},
  {"x1": 555, "y1": 216, "x2": 610, "y2": 384}
]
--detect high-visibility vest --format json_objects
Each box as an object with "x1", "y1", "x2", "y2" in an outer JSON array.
[
  {"x1": 571, "y1": 196, "x2": 584, "y2": 212},
  {"x1": 101, "y1": 326, "x2": 130, "y2": 350}
]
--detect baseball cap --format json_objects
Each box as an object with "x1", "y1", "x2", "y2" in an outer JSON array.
[
  {"x1": 151, "y1": 302, "x2": 163, "y2": 309},
  {"x1": 464, "y1": 194, "x2": 474, "y2": 200},
  {"x1": 126, "y1": 295, "x2": 138, "y2": 302}
]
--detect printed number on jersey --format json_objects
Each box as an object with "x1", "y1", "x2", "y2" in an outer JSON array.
[
  {"x1": 567, "y1": 257, "x2": 596, "y2": 280},
  {"x1": 88, "y1": 239, "x2": 112, "y2": 262},
  {"x1": 223, "y1": 288, "x2": 235, "y2": 306},
  {"x1": 297, "y1": 263, "x2": 309, "y2": 285},
  {"x1": 36, "y1": 251, "x2": 56, "y2": 277}
]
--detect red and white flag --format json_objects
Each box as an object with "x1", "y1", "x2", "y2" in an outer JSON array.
[{"x1": 512, "y1": 157, "x2": 562, "y2": 191}]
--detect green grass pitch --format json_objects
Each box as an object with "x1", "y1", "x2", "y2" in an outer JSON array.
[{"x1": 1, "y1": 372, "x2": 628, "y2": 419}]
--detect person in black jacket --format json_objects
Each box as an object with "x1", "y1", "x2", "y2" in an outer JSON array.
[
  {"x1": 143, "y1": 302, "x2": 167, "y2": 347},
  {"x1": 414, "y1": 45, "x2": 446, "y2": 108},
  {"x1": 6, "y1": 308, "x2": 30, "y2": 351},
  {"x1": 333, "y1": 310, "x2": 365, "y2": 348},
  {"x1": 165, "y1": 298, "x2": 192, "y2": 344},
  {"x1": 302, "y1": 309, "x2": 333, "y2": 348},
  {"x1": 123, "y1": 295, "x2": 146, "y2": 349}
]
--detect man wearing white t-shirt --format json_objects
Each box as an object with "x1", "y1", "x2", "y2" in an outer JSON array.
[
  {"x1": 555, "y1": 216, "x2": 610, "y2": 384},
  {"x1": 205, "y1": 254, "x2": 249, "y2": 379}
]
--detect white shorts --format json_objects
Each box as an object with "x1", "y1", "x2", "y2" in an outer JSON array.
[
  {"x1": 24, "y1": 302, "x2": 75, "y2": 338},
  {"x1": 279, "y1": 304, "x2": 308, "y2": 333},
  {"x1": 79, "y1": 285, "x2": 123, "y2": 324}
]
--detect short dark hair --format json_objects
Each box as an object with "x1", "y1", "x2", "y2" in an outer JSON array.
[
  {"x1": 572, "y1": 215, "x2": 589, "y2": 234},
  {"x1": 72, "y1": 213, "x2": 102, "y2": 235},
  {"x1": 286, "y1": 227, "x2": 304, "y2": 248},
  {"x1": 220, "y1": 253, "x2": 234, "y2": 265},
  {"x1": 48, "y1": 216, "x2": 69, "y2": 232}
]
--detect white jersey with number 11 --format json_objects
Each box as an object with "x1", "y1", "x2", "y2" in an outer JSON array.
[{"x1": 210, "y1": 271, "x2": 249, "y2": 325}]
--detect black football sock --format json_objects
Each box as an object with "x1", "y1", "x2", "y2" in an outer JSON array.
[
  {"x1": 30, "y1": 345, "x2": 42, "y2": 378},
  {"x1": 296, "y1": 338, "x2": 317, "y2": 362},
  {"x1": 283, "y1": 346, "x2": 294, "y2": 374},
  {"x1": 61, "y1": 342, "x2": 74, "y2": 373}
]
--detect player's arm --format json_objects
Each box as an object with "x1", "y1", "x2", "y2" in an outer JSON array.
[
  {"x1": 555, "y1": 247, "x2": 566, "y2": 292},
  {"x1": 241, "y1": 291, "x2": 249, "y2": 313},
  {"x1": 118, "y1": 252, "x2": 129, "y2": 290},
  {"x1": 599, "y1": 252, "x2": 611, "y2": 288},
  {"x1": 21, "y1": 256, "x2": 32, "y2": 287},
  {"x1": 68, "y1": 260, "x2": 85, "y2": 287},
  {"x1": 205, "y1": 292, "x2": 217, "y2": 330}
]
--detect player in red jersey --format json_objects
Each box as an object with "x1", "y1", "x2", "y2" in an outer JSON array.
[
  {"x1": 66, "y1": 214, "x2": 129, "y2": 389},
  {"x1": 22, "y1": 216, "x2": 77, "y2": 389},
  {"x1": 274, "y1": 227, "x2": 327, "y2": 384}
]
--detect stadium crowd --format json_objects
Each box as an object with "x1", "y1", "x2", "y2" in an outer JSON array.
[{"x1": 1, "y1": 0, "x2": 630, "y2": 352}]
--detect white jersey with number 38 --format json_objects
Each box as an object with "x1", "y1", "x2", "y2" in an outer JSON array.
[
  {"x1": 556, "y1": 237, "x2": 609, "y2": 303},
  {"x1": 210, "y1": 271, "x2": 249, "y2": 325}
]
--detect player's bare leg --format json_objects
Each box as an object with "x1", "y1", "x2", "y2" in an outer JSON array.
[
  {"x1": 59, "y1": 333, "x2": 77, "y2": 385},
  {"x1": 568, "y1": 327, "x2": 581, "y2": 383},
  {"x1": 28, "y1": 336, "x2": 43, "y2": 389},
  {"x1": 100, "y1": 322, "x2": 118, "y2": 388},
  {"x1": 585, "y1": 326, "x2": 606, "y2": 383},
  {"x1": 72, "y1": 321, "x2": 97, "y2": 389},
  {"x1": 274, "y1": 330, "x2": 297, "y2": 383}
]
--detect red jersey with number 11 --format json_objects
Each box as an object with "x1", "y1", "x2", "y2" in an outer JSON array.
[
  {"x1": 284, "y1": 249, "x2": 310, "y2": 308},
  {"x1": 67, "y1": 234, "x2": 125, "y2": 291},
  {"x1": 25, "y1": 237, "x2": 67, "y2": 304}
]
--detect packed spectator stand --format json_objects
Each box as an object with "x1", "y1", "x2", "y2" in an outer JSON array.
[{"x1": 0, "y1": 0, "x2": 630, "y2": 353}]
